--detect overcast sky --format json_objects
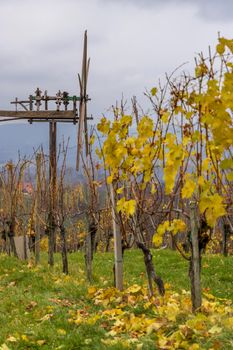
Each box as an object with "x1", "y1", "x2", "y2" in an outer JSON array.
[{"x1": 0, "y1": 0, "x2": 233, "y2": 160}]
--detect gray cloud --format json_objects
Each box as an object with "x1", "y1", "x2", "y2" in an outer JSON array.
[
  {"x1": 0, "y1": 0, "x2": 230, "y2": 112},
  {"x1": 0, "y1": 0, "x2": 232, "y2": 121},
  {"x1": 100, "y1": 0, "x2": 233, "y2": 21}
]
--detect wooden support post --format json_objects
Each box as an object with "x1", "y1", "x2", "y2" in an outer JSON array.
[
  {"x1": 190, "y1": 203, "x2": 202, "y2": 312},
  {"x1": 73, "y1": 97, "x2": 77, "y2": 124},
  {"x1": 35, "y1": 153, "x2": 42, "y2": 265},
  {"x1": 6, "y1": 234, "x2": 10, "y2": 255},
  {"x1": 110, "y1": 183, "x2": 123, "y2": 291},
  {"x1": 222, "y1": 221, "x2": 229, "y2": 257},
  {"x1": 29, "y1": 95, "x2": 33, "y2": 111},
  {"x1": 48, "y1": 121, "x2": 57, "y2": 266},
  {"x1": 60, "y1": 224, "x2": 68, "y2": 274},
  {"x1": 9, "y1": 221, "x2": 18, "y2": 258},
  {"x1": 85, "y1": 221, "x2": 92, "y2": 282},
  {"x1": 23, "y1": 234, "x2": 28, "y2": 260},
  {"x1": 84, "y1": 220, "x2": 97, "y2": 282}
]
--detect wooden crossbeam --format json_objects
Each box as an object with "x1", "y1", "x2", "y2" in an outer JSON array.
[
  {"x1": 10, "y1": 96, "x2": 86, "y2": 103},
  {"x1": 0, "y1": 110, "x2": 76, "y2": 119}
]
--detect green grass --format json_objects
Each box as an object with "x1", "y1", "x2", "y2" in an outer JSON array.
[{"x1": 0, "y1": 250, "x2": 232, "y2": 349}]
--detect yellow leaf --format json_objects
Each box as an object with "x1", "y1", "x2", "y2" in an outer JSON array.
[
  {"x1": 39, "y1": 313, "x2": 53, "y2": 322},
  {"x1": 202, "y1": 158, "x2": 210, "y2": 171},
  {"x1": 117, "y1": 198, "x2": 136, "y2": 217},
  {"x1": 198, "y1": 176, "x2": 205, "y2": 186},
  {"x1": 170, "y1": 219, "x2": 186, "y2": 235},
  {"x1": 182, "y1": 174, "x2": 196, "y2": 199},
  {"x1": 124, "y1": 199, "x2": 136, "y2": 216},
  {"x1": 89, "y1": 135, "x2": 95, "y2": 145},
  {"x1": 146, "y1": 322, "x2": 163, "y2": 334},
  {"x1": 161, "y1": 111, "x2": 170, "y2": 123},
  {"x1": 137, "y1": 116, "x2": 154, "y2": 138},
  {"x1": 120, "y1": 115, "x2": 132, "y2": 126},
  {"x1": 226, "y1": 172, "x2": 233, "y2": 181},
  {"x1": 136, "y1": 344, "x2": 143, "y2": 350},
  {"x1": 116, "y1": 187, "x2": 124, "y2": 194},
  {"x1": 97, "y1": 117, "x2": 110, "y2": 134},
  {"x1": 151, "y1": 183, "x2": 156, "y2": 194},
  {"x1": 199, "y1": 192, "x2": 226, "y2": 227},
  {"x1": 57, "y1": 329, "x2": 66, "y2": 335},
  {"x1": 126, "y1": 284, "x2": 141, "y2": 294},
  {"x1": 203, "y1": 292, "x2": 215, "y2": 300},
  {"x1": 88, "y1": 286, "x2": 97, "y2": 296},
  {"x1": 21, "y1": 335, "x2": 29, "y2": 342},
  {"x1": 220, "y1": 158, "x2": 233, "y2": 170},
  {"x1": 156, "y1": 221, "x2": 170, "y2": 236},
  {"x1": 216, "y1": 42, "x2": 225, "y2": 55},
  {"x1": 195, "y1": 63, "x2": 208, "y2": 77},
  {"x1": 189, "y1": 345, "x2": 200, "y2": 350},
  {"x1": 6, "y1": 336, "x2": 17, "y2": 343},
  {"x1": 153, "y1": 235, "x2": 163, "y2": 247},
  {"x1": 151, "y1": 87, "x2": 157, "y2": 96},
  {"x1": 0, "y1": 345, "x2": 10, "y2": 350},
  {"x1": 107, "y1": 175, "x2": 113, "y2": 184},
  {"x1": 223, "y1": 316, "x2": 233, "y2": 329},
  {"x1": 186, "y1": 314, "x2": 208, "y2": 331},
  {"x1": 95, "y1": 148, "x2": 103, "y2": 159},
  {"x1": 156, "y1": 219, "x2": 186, "y2": 238},
  {"x1": 86, "y1": 315, "x2": 100, "y2": 325},
  {"x1": 37, "y1": 340, "x2": 46, "y2": 346},
  {"x1": 208, "y1": 325, "x2": 222, "y2": 334}
]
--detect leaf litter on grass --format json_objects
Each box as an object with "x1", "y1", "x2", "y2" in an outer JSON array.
[{"x1": 67, "y1": 284, "x2": 233, "y2": 349}]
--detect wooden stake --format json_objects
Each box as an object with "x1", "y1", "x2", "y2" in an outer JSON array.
[
  {"x1": 23, "y1": 234, "x2": 28, "y2": 260},
  {"x1": 190, "y1": 202, "x2": 202, "y2": 312},
  {"x1": 48, "y1": 121, "x2": 57, "y2": 267},
  {"x1": 35, "y1": 153, "x2": 42, "y2": 265},
  {"x1": 222, "y1": 220, "x2": 229, "y2": 257},
  {"x1": 110, "y1": 183, "x2": 123, "y2": 291},
  {"x1": 85, "y1": 222, "x2": 92, "y2": 282}
]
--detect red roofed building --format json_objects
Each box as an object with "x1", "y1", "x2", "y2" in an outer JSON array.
[{"x1": 21, "y1": 182, "x2": 34, "y2": 195}]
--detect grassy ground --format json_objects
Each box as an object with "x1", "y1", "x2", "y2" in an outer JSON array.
[{"x1": 0, "y1": 250, "x2": 232, "y2": 349}]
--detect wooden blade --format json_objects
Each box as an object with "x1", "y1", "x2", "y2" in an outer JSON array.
[
  {"x1": 82, "y1": 30, "x2": 88, "y2": 96},
  {"x1": 86, "y1": 57, "x2": 90, "y2": 87},
  {"x1": 78, "y1": 73, "x2": 82, "y2": 94},
  {"x1": 76, "y1": 31, "x2": 89, "y2": 171},
  {"x1": 84, "y1": 57, "x2": 90, "y2": 156},
  {"x1": 84, "y1": 103, "x2": 89, "y2": 156},
  {"x1": 76, "y1": 100, "x2": 85, "y2": 170}
]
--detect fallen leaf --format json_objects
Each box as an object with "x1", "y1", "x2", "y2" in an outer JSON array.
[
  {"x1": 26, "y1": 301, "x2": 37, "y2": 310},
  {"x1": 8, "y1": 281, "x2": 16, "y2": 287},
  {"x1": 21, "y1": 335, "x2": 29, "y2": 342},
  {"x1": 37, "y1": 340, "x2": 46, "y2": 346},
  {"x1": 208, "y1": 325, "x2": 222, "y2": 334},
  {"x1": 39, "y1": 314, "x2": 53, "y2": 322},
  {"x1": 57, "y1": 329, "x2": 66, "y2": 336},
  {"x1": 0, "y1": 344, "x2": 11, "y2": 350},
  {"x1": 6, "y1": 336, "x2": 17, "y2": 343}
]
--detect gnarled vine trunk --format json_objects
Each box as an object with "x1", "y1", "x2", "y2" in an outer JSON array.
[{"x1": 137, "y1": 241, "x2": 165, "y2": 297}]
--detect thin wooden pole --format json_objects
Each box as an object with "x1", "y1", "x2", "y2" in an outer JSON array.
[
  {"x1": 35, "y1": 153, "x2": 42, "y2": 265},
  {"x1": 110, "y1": 183, "x2": 123, "y2": 291},
  {"x1": 222, "y1": 221, "x2": 229, "y2": 257},
  {"x1": 190, "y1": 202, "x2": 202, "y2": 312},
  {"x1": 23, "y1": 234, "x2": 28, "y2": 260},
  {"x1": 85, "y1": 219, "x2": 93, "y2": 282},
  {"x1": 48, "y1": 121, "x2": 57, "y2": 266}
]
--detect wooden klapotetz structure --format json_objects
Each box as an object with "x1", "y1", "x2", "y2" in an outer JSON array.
[{"x1": 0, "y1": 31, "x2": 91, "y2": 264}]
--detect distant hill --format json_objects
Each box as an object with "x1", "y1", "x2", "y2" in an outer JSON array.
[{"x1": 0, "y1": 122, "x2": 77, "y2": 165}]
